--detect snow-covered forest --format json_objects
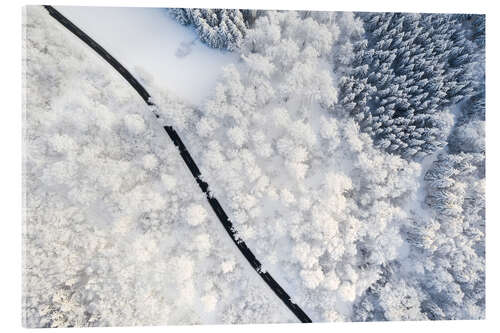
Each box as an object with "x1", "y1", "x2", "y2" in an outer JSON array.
[{"x1": 23, "y1": 5, "x2": 485, "y2": 327}]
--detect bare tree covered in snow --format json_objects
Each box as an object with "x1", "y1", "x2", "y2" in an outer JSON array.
[
  {"x1": 23, "y1": 5, "x2": 485, "y2": 326},
  {"x1": 23, "y1": 6, "x2": 292, "y2": 327},
  {"x1": 155, "y1": 10, "x2": 427, "y2": 322}
]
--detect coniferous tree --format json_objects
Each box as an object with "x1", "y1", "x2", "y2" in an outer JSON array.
[
  {"x1": 338, "y1": 13, "x2": 482, "y2": 160},
  {"x1": 170, "y1": 8, "x2": 249, "y2": 51}
]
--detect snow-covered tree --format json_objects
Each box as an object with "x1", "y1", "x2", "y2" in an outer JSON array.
[
  {"x1": 338, "y1": 13, "x2": 483, "y2": 159},
  {"x1": 353, "y1": 148, "x2": 485, "y2": 321},
  {"x1": 25, "y1": 6, "x2": 485, "y2": 325},
  {"x1": 23, "y1": 6, "x2": 293, "y2": 327},
  {"x1": 419, "y1": 152, "x2": 484, "y2": 319},
  {"x1": 170, "y1": 8, "x2": 248, "y2": 51},
  {"x1": 155, "y1": 10, "x2": 427, "y2": 322}
]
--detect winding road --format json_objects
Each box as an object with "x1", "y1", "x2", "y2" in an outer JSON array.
[{"x1": 43, "y1": 5, "x2": 312, "y2": 324}]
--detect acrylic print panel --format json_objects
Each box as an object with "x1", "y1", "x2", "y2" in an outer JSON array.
[{"x1": 22, "y1": 5, "x2": 485, "y2": 327}]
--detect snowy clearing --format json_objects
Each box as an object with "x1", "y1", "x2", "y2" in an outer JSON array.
[{"x1": 55, "y1": 6, "x2": 238, "y2": 105}]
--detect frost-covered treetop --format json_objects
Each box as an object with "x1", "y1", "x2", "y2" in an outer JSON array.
[{"x1": 170, "y1": 8, "x2": 248, "y2": 51}]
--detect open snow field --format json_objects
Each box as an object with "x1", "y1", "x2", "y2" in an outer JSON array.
[{"x1": 55, "y1": 6, "x2": 238, "y2": 105}]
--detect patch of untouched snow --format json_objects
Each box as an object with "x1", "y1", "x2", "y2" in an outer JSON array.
[{"x1": 54, "y1": 5, "x2": 238, "y2": 105}]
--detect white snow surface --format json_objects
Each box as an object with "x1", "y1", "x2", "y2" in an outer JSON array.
[
  {"x1": 24, "y1": 5, "x2": 484, "y2": 326},
  {"x1": 150, "y1": 11, "x2": 424, "y2": 322},
  {"x1": 23, "y1": 6, "x2": 293, "y2": 327},
  {"x1": 55, "y1": 5, "x2": 238, "y2": 105}
]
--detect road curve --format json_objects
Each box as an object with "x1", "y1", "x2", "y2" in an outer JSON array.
[{"x1": 43, "y1": 5, "x2": 312, "y2": 324}]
